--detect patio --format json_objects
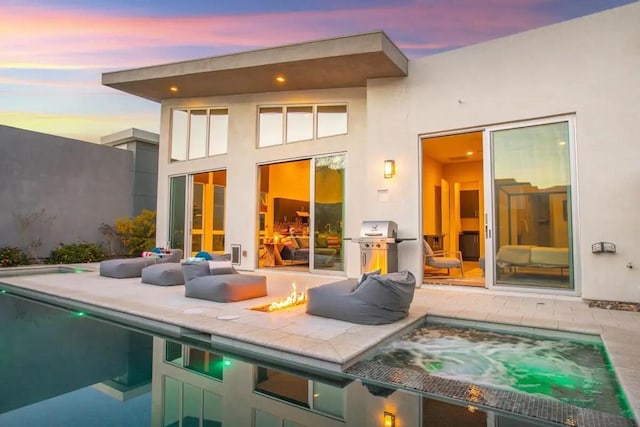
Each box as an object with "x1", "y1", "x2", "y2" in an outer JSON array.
[{"x1": 0, "y1": 265, "x2": 638, "y2": 420}]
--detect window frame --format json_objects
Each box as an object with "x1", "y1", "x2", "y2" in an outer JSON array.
[
  {"x1": 170, "y1": 107, "x2": 229, "y2": 162},
  {"x1": 257, "y1": 103, "x2": 348, "y2": 148}
]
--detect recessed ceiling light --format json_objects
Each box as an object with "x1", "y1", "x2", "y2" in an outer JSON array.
[
  {"x1": 169, "y1": 86, "x2": 178, "y2": 93},
  {"x1": 466, "y1": 151, "x2": 473, "y2": 156},
  {"x1": 275, "y1": 75, "x2": 286, "y2": 84},
  {"x1": 558, "y1": 141, "x2": 567, "y2": 146}
]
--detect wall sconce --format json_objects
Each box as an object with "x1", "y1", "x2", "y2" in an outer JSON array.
[
  {"x1": 384, "y1": 160, "x2": 396, "y2": 178},
  {"x1": 383, "y1": 412, "x2": 396, "y2": 427}
]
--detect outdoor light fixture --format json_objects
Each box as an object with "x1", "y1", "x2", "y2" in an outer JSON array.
[
  {"x1": 384, "y1": 160, "x2": 396, "y2": 178},
  {"x1": 169, "y1": 86, "x2": 178, "y2": 93},
  {"x1": 383, "y1": 411, "x2": 396, "y2": 427},
  {"x1": 275, "y1": 75, "x2": 286, "y2": 84}
]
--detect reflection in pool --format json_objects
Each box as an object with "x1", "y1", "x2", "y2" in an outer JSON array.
[{"x1": 0, "y1": 293, "x2": 622, "y2": 426}]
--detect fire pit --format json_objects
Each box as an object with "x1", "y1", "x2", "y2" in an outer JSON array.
[{"x1": 251, "y1": 283, "x2": 307, "y2": 312}]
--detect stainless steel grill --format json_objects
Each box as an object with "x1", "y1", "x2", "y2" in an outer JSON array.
[{"x1": 352, "y1": 220, "x2": 399, "y2": 274}]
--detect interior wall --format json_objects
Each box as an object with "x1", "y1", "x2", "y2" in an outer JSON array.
[
  {"x1": 421, "y1": 155, "x2": 443, "y2": 235},
  {"x1": 442, "y1": 161, "x2": 484, "y2": 255},
  {"x1": 266, "y1": 160, "x2": 310, "y2": 236}
]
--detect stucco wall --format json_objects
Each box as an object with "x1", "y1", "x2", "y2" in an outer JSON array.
[
  {"x1": 366, "y1": 3, "x2": 640, "y2": 301},
  {"x1": 0, "y1": 125, "x2": 134, "y2": 257}
]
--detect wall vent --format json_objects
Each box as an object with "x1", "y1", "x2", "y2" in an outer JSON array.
[{"x1": 231, "y1": 244, "x2": 241, "y2": 265}]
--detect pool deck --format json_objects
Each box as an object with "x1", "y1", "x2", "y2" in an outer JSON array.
[{"x1": 1, "y1": 264, "x2": 639, "y2": 420}]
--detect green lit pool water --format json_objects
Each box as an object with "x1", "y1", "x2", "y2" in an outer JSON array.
[{"x1": 370, "y1": 322, "x2": 632, "y2": 418}]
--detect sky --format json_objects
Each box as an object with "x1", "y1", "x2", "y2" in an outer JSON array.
[{"x1": 0, "y1": 0, "x2": 635, "y2": 143}]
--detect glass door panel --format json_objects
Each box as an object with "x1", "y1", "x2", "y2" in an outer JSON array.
[
  {"x1": 490, "y1": 121, "x2": 573, "y2": 289},
  {"x1": 191, "y1": 182, "x2": 204, "y2": 254},
  {"x1": 190, "y1": 171, "x2": 226, "y2": 256},
  {"x1": 168, "y1": 176, "x2": 186, "y2": 250},
  {"x1": 313, "y1": 154, "x2": 345, "y2": 272}
]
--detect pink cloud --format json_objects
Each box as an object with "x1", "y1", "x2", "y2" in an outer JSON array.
[{"x1": 0, "y1": 2, "x2": 562, "y2": 70}]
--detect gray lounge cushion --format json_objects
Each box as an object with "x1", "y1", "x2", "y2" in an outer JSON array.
[
  {"x1": 182, "y1": 261, "x2": 266, "y2": 302},
  {"x1": 306, "y1": 270, "x2": 416, "y2": 325},
  {"x1": 141, "y1": 263, "x2": 184, "y2": 286},
  {"x1": 185, "y1": 273, "x2": 267, "y2": 302},
  {"x1": 100, "y1": 249, "x2": 183, "y2": 279}
]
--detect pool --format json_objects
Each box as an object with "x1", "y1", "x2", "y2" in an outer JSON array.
[
  {"x1": 347, "y1": 316, "x2": 635, "y2": 425},
  {"x1": 0, "y1": 292, "x2": 598, "y2": 427},
  {"x1": 0, "y1": 265, "x2": 88, "y2": 277}
]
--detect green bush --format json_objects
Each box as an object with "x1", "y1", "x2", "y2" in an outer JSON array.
[
  {"x1": 0, "y1": 246, "x2": 29, "y2": 267},
  {"x1": 48, "y1": 242, "x2": 106, "y2": 264},
  {"x1": 115, "y1": 209, "x2": 157, "y2": 256}
]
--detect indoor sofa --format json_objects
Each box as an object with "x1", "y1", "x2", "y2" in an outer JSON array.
[{"x1": 496, "y1": 245, "x2": 569, "y2": 273}]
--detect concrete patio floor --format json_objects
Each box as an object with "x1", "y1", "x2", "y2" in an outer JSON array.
[{"x1": 1, "y1": 264, "x2": 638, "y2": 420}]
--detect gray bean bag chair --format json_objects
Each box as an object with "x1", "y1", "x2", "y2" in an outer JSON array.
[
  {"x1": 306, "y1": 270, "x2": 416, "y2": 324},
  {"x1": 100, "y1": 249, "x2": 183, "y2": 279},
  {"x1": 141, "y1": 263, "x2": 184, "y2": 286},
  {"x1": 183, "y1": 261, "x2": 267, "y2": 303}
]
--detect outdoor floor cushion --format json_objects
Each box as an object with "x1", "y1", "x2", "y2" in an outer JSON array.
[
  {"x1": 306, "y1": 270, "x2": 416, "y2": 325},
  {"x1": 182, "y1": 261, "x2": 267, "y2": 302},
  {"x1": 141, "y1": 263, "x2": 184, "y2": 286},
  {"x1": 100, "y1": 249, "x2": 183, "y2": 279}
]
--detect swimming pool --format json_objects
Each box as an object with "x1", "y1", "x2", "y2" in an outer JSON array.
[
  {"x1": 348, "y1": 316, "x2": 635, "y2": 425},
  {"x1": 0, "y1": 292, "x2": 594, "y2": 427}
]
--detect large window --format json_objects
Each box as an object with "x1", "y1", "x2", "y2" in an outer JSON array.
[
  {"x1": 164, "y1": 341, "x2": 224, "y2": 381},
  {"x1": 258, "y1": 104, "x2": 347, "y2": 148},
  {"x1": 171, "y1": 108, "x2": 228, "y2": 162},
  {"x1": 491, "y1": 120, "x2": 573, "y2": 289},
  {"x1": 255, "y1": 367, "x2": 344, "y2": 418}
]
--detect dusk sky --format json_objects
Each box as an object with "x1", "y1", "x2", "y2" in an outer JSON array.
[{"x1": 1, "y1": 0, "x2": 635, "y2": 143}]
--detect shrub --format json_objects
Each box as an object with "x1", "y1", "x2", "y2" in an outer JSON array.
[
  {"x1": 115, "y1": 209, "x2": 157, "y2": 256},
  {"x1": 48, "y1": 242, "x2": 106, "y2": 264},
  {"x1": 0, "y1": 246, "x2": 29, "y2": 267}
]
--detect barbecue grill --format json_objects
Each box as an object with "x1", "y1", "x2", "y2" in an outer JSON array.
[{"x1": 352, "y1": 220, "x2": 401, "y2": 274}]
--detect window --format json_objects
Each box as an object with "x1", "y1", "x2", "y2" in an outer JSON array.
[
  {"x1": 286, "y1": 106, "x2": 313, "y2": 142},
  {"x1": 317, "y1": 105, "x2": 347, "y2": 138},
  {"x1": 258, "y1": 104, "x2": 347, "y2": 147},
  {"x1": 164, "y1": 341, "x2": 224, "y2": 381},
  {"x1": 209, "y1": 109, "x2": 229, "y2": 156},
  {"x1": 258, "y1": 107, "x2": 283, "y2": 147},
  {"x1": 188, "y1": 110, "x2": 207, "y2": 159},
  {"x1": 254, "y1": 366, "x2": 345, "y2": 418},
  {"x1": 170, "y1": 108, "x2": 228, "y2": 162},
  {"x1": 171, "y1": 109, "x2": 188, "y2": 161}
]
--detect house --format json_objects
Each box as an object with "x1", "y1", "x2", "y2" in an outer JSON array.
[{"x1": 102, "y1": 3, "x2": 640, "y2": 303}]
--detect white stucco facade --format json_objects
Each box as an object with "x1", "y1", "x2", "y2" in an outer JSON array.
[{"x1": 105, "y1": 3, "x2": 640, "y2": 303}]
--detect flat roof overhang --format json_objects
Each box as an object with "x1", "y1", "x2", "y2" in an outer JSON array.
[{"x1": 102, "y1": 31, "x2": 408, "y2": 102}]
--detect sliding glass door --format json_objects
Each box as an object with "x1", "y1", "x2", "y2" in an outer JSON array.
[
  {"x1": 256, "y1": 154, "x2": 345, "y2": 274},
  {"x1": 312, "y1": 154, "x2": 345, "y2": 273},
  {"x1": 485, "y1": 118, "x2": 574, "y2": 290}
]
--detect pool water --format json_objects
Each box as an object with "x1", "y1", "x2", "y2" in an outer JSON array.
[
  {"x1": 369, "y1": 323, "x2": 632, "y2": 418},
  {"x1": 0, "y1": 292, "x2": 571, "y2": 426}
]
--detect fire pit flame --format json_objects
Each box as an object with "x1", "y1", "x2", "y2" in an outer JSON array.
[{"x1": 266, "y1": 283, "x2": 306, "y2": 312}]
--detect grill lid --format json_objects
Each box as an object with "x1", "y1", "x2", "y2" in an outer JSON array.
[{"x1": 359, "y1": 220, "x2": 398, "y2": 239}]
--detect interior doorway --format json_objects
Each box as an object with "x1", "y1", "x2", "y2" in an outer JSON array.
[{"x1": 421, "y1": 132, "x2": 485, "y2": 286}]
